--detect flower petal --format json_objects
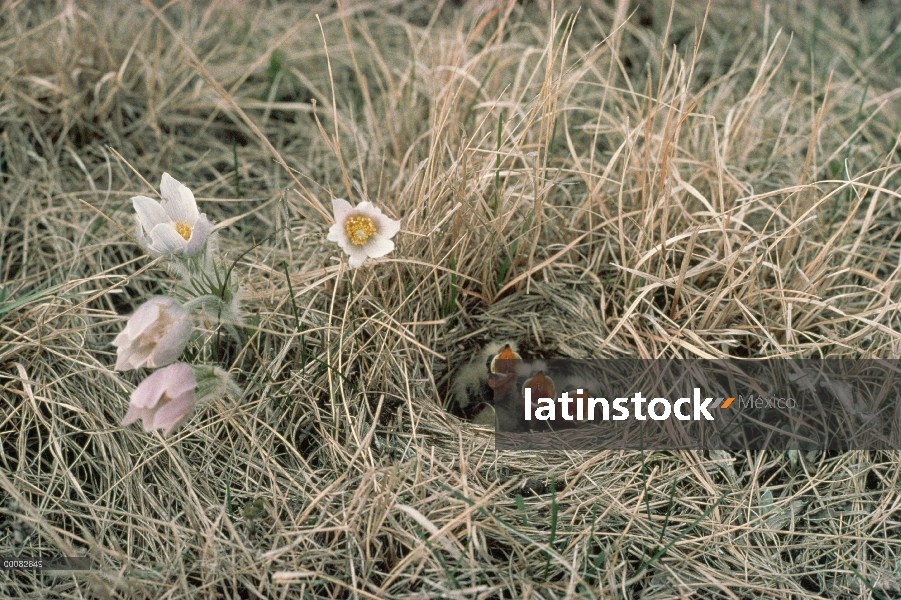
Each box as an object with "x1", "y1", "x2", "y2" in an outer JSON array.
[
  {"x1": 121, "y1": 404, "x2": 149, "y2": 427},
  {"x1": 183, "y1": 214, "x2": 211, "y2": 255},
  {"x1": 160, "y1": 363, "x2": 197, "y2": 398},
  {"x1": 130, "y1": 368, "x2": 171, "y2": 409},
  {"x1": 148, "y1": 223, "x2": 189, "y2": 254},
  {"x1": 332, "y1": 198, "x2": 353, "y2": 225},
  {"x1": 116, "y1": 346, "x2": 153, "y2": 371},
  {"x1": 328, "y1": 226, "x2": 361, "y2": 256},
  {"x1": 123, "y1": 297, "x2": 164, "y2": 339},
  {"x1": 160, "y1": 173, "x2": 199, "y2": 223},
  {"x1": 346, "y1": 246, "x2": 369, "y2": 268},
  {"x1": 148, "y1": 318, "x2": 192, "y2": 368},
  {"x1": 134, "y1": 217, "x2": 155, "y2": 255},
  {"x1": 132, "y1": 196, "x2": 169, "y2": 233},
  {"x1": 326, "y1": 222, "x2": 346, "y2": 243},
  {"x1": 373, "y1": 212, "x2": 400, "y2": 239},
  {"x1": 152, "y1": 392, "x2": 195, "y2": 436},
  {"x1": 114, "y1": 347, "x2": 136, "y2": 371},
  {"x1": 111, "y1": 328, "x2": 132, "y2": 349},
  {"x1": 363, "y1": 235, "x2": 395, "y2": 259},
  {"x1": 352, "y1": 202, "x2": 383, "y2": 221}
]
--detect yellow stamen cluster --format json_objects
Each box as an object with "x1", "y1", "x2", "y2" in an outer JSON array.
[
  {"x1": 174, "y1": 221, "x2": 192, "y2": 241},
  {"x1": 345, "y1": 215, "x2": 377, "y2": 245}
]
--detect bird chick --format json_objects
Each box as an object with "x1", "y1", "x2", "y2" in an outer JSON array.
[{"x1": 451, "y1": 341, "x2": 521, "y2": 415}]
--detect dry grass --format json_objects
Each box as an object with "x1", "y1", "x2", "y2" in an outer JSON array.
[{"x1": 2, "y1": 0, "x2": 901, "y2": 597}]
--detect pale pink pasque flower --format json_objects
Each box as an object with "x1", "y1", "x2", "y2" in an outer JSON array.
[
  {"x1": 113, "y1": 296, "x2": 192, "y2": 371},
  {"x1": 132, "y1": 173, "x2": 212, "y2": 257},
  {"x1": 327, "y1": 198, "x2": 400, "y2": 268},
  {"x1": 121, "y1": 363, "x2": 196, "y2": 437}
]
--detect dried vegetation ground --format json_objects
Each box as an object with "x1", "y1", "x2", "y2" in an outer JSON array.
[{"x1": 2, "y1": 0, "x2": 901, "y2": 597}]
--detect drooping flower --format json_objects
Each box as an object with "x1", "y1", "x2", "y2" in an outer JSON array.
[
  {"x1": 121, "y1": 363, "x2": 197, "y2": 437},
  {"x1": 326, "y1": 198, "x2": 400, "y2": 268},
  {"x1": 132, "y1": 173, "x2": 212, "y2": 257},
  {"x1": 112, "y1": 296, "x2": 192, "y2": 371}
]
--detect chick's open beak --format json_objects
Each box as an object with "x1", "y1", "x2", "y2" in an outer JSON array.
[{"x1": 490, "y1": 344, "x2": 521, "y2": 374}]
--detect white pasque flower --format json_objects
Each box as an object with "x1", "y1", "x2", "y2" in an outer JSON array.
[
  {"x1": 121, "y1": 363, "x2": 196, "y2": 437},
  {"x1": 112, "y1": 296, "x2": 192, "y2": 371},
  {"x1": 132, "y1": 173, "x2": 212, "y2": 257},
  {"x1": 326, "y1": 198, "x2": 400, "y2": 268}
]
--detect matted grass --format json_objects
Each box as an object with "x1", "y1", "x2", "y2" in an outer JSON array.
[{"x1": 2, "y1": 0, "x2": 901, "y2": 597}]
